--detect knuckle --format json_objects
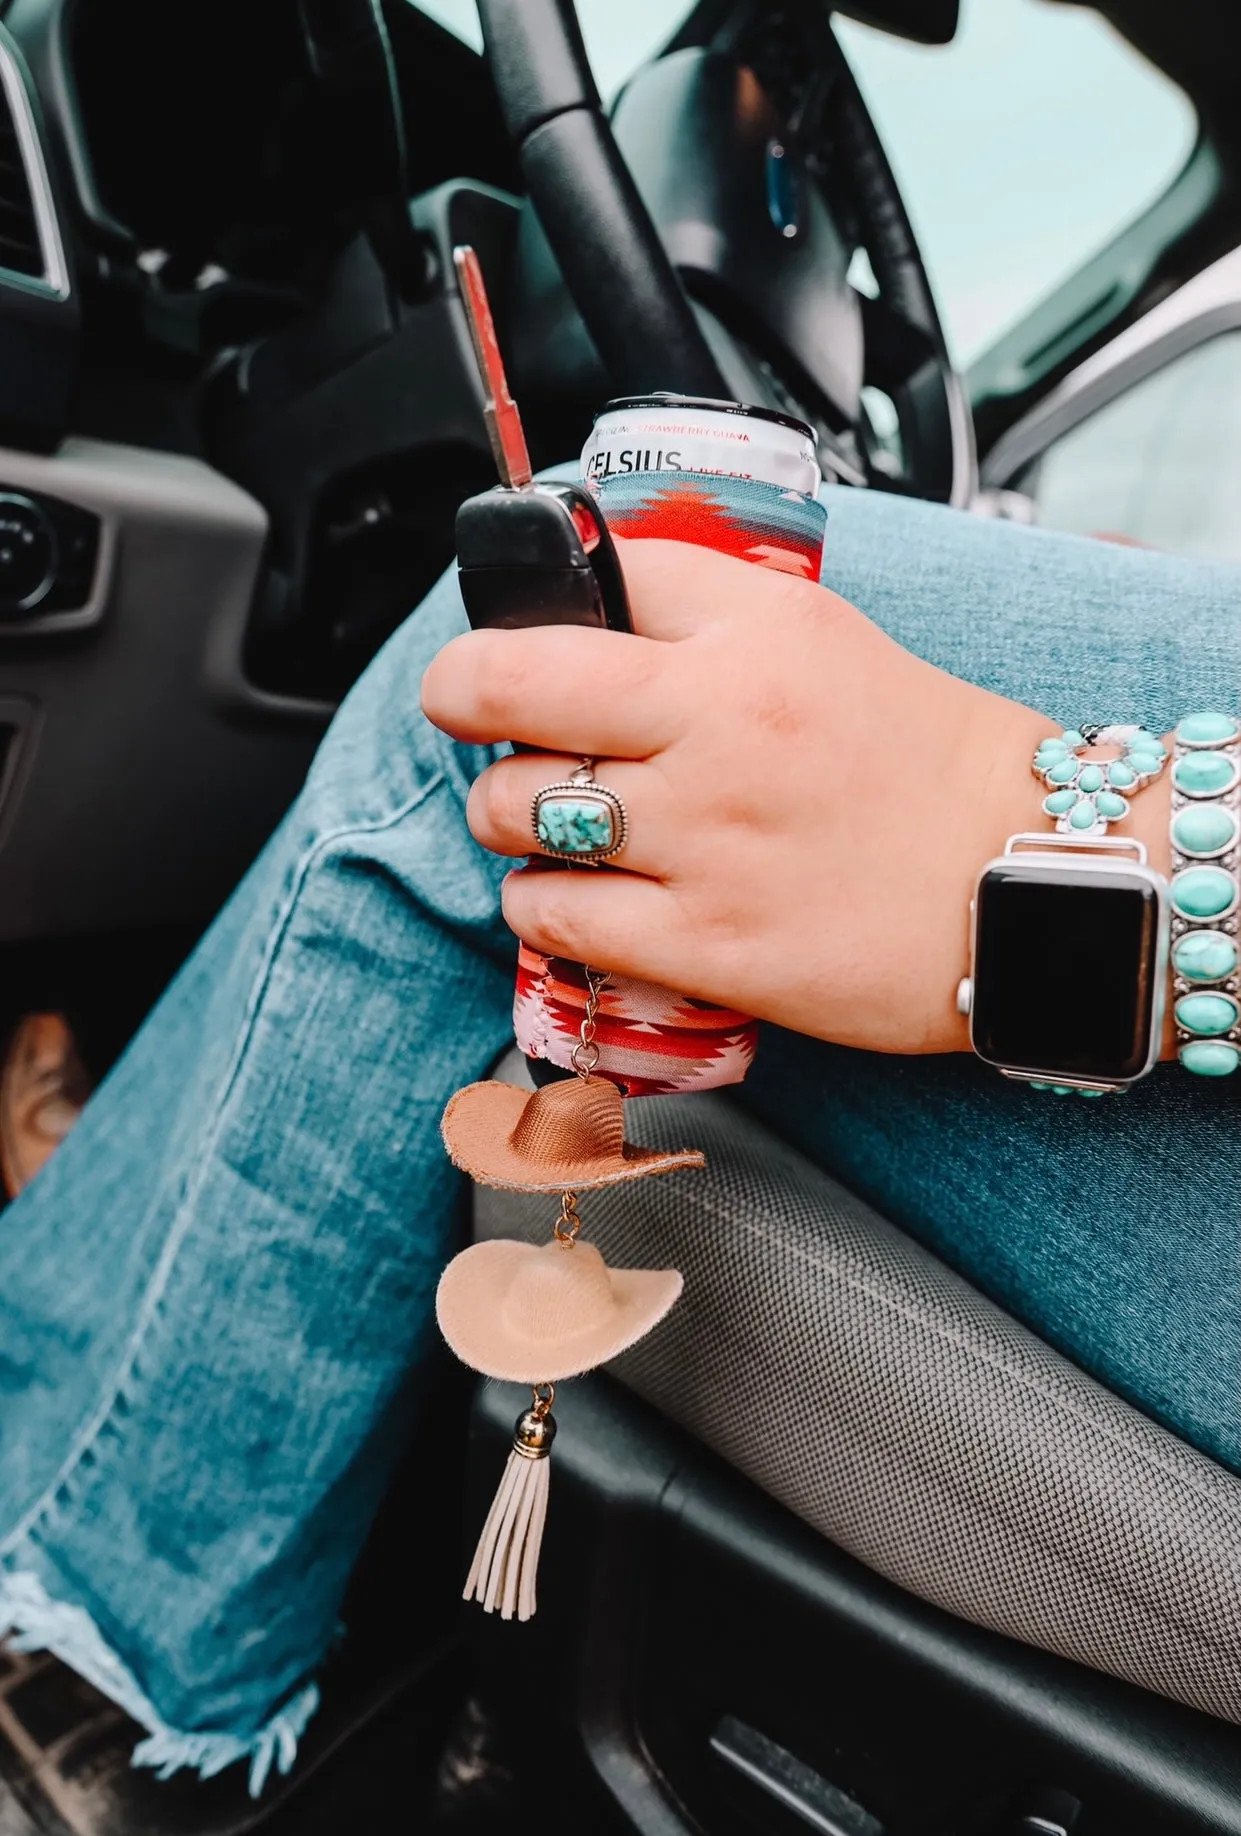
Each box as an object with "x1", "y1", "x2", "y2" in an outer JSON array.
[
  {"x1": 680, "y1": 883, "x2": 750, "y2": 955},
  {"x1": 702, "y1": 902, "x2": 749, "y2": 954},
  {"x1": 747, "y1": 684, "x2": 807, "y2": 739},
  {"x1": 522, "y1": 880, "x2": 626, "y2": 969},
  {"x1": 476, "y1": 765, "x2": 530, "y2": 843},
  {"x1": 625, "y1": 643, "x2": 662, "y2": 696},
  {"x1": 529, "y1": 883, "x2": 588, "y2": 957},
  {"x1": 695, "y1": 787, "x2": 752, "y2": 835}
]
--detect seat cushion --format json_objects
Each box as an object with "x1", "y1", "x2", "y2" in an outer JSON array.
[{"x1": 475, "y1": 1055, "x2": 1241, "y2": 1728}]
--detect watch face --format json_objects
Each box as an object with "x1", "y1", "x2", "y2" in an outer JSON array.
[{"x1": 972, "y1": 862, "x2": 1163, "y2": 1082}]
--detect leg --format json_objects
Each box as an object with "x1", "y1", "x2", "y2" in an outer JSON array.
[
  {"x1": 742, "y1": 487, "x2": 1241, "y2": 1472},
  {"x1": 0, "y1": 570, "x2": 509, "y2": 1787}
]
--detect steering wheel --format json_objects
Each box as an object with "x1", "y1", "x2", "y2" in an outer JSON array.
[{"x1": 477, "y1": 0, "x2": 974, "y2": 506}]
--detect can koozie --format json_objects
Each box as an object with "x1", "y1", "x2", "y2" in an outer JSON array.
[
  {"x1": 515, "y1": 397, "x2": 828, "y2": 1096},
  {"x1": 592, "y1": 470, "x2": 827, "y2": 579}
]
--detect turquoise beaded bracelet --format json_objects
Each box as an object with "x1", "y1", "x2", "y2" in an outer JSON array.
[{"x1": 1168, "y1": 712, "x2": 1241, "y2": 1077}]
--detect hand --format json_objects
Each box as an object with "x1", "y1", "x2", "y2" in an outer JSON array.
[{"x1": 422, "y1": 539, "x2": 1169, "y2": 1055}]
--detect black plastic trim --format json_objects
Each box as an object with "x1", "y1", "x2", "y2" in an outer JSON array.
[
  {"x1": 467, "y1": 1374, "x2": 1241, "y2": 1835},
  {"x1": 0, "y1": 21, "x2": 79, "y2": 452}
]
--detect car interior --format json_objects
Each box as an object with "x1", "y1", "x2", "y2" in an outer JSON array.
[{"x1": 1, "y1": 0, "x2": 1240, "y2": 1830}]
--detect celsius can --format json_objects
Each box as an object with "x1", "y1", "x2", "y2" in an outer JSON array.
[
  {"x1": 583, "y1": 394, "x2": 821, "y2": 496},
  {"x1": 514, "y1": 395, "x2": 829, "y2": 1097},
  {"x1": 585, "y1": 393, "x2": 824, "y2": 579}
]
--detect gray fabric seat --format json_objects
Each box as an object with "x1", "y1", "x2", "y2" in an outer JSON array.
[{"x1": 476, "y1": 1051, "x2": 1241, "y2": 1730}]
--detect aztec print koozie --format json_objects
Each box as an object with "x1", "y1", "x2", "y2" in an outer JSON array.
[
  {"x1": 596, "y1": 470, "x2": 826, "y2": 578},
  {"x1": 513, "y1": 468, "x2": 828, "y2": 1097}
]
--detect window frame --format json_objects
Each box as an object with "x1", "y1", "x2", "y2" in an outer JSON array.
[{"x1": 980, "y1": 243, "x2": 1241, "y2": 507}]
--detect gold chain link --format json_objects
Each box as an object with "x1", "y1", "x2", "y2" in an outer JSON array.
[
  {"x1": 553, "y1": 1190, "x2": 583, "y2": 1245},
  {"x1": 570, "y1": 964, "x2": 610, "y2": 1079},
  {"x1": 559, "y1": 959, "x2": 610, "y2": 1251}
]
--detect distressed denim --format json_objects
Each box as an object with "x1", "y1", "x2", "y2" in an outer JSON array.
[{"x1": 0, "y1": 485, "x2": 1237, "y2": 1790}]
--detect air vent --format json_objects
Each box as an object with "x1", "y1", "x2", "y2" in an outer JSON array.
[
  {"x1": 0, "y1": 35, "x2": 68, "y2": 296},
  {"x1": 0, "y1": 94, "x2": 41, "y2": 278}
]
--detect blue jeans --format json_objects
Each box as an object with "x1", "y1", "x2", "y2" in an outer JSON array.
[{"x1": 0, "y1": 487, "x2": 1237, "y2": 1791}]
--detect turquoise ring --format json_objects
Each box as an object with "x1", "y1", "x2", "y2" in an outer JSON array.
[{"x1": 532, "y1": 762, "x2": 627, "y2": 863}]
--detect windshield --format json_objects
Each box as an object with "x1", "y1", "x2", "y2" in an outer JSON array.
[
  {"x1": 836, "y1": 0, "x2": 1197, "y2": 365},
  {"x1": 414, "y1": 0, "x2": 1196, "y2": 370}
]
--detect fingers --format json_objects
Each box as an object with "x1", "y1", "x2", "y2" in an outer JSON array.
[
  {"x1": 616, "y1": 537, "x2": 814, "y2": 641},
  {"x1": 421, "y1": 624, "x2": 677, "y2": 756},
  {"x1": 467, "y1": 752, "x2": 675, "y2": 876},
  {"x1": 421, "y1": 537, "x2": 830, "y2": 753},
  {"x1": 501, "y1": 863, "x2": 681, "y2": 982}
]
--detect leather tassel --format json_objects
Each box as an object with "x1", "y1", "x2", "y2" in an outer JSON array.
[{"x1": 463, "y1": 1395, "x2": 556, "y2": 1621}]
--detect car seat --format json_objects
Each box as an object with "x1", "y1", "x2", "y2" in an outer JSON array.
[{"x1": 466, "y1": 1048, "x2": 1241, "y2": 1835}]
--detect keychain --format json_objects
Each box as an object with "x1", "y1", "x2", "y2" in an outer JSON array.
[
  {"x1": 436, "y1": 969, "x2": 703, "y2": 1620},
  {"x1": 439, "y1": 250, "x2": 709, "y2": 1620}
]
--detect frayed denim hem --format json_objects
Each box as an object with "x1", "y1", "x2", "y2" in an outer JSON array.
[{"x1": 0, "y1": 1568, "x2": 319, "y2": 1797}]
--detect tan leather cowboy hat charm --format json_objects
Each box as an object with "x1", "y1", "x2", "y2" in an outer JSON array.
[{"x1": 437, "y1": 972, "x2": 704, "y2": 1621}]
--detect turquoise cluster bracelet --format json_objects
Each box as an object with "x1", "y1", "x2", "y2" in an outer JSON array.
[
  {"x1": 1032, "y1": 724, "x2": 1166, "y2": 833},
  {"x1": 1169, "y1": 713, "x2": 1241, "y2": 1077}
]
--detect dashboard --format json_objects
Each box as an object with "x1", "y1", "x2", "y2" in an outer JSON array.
[{"x1": 0, "y1": 0, "x2": 524, "y2": 970}]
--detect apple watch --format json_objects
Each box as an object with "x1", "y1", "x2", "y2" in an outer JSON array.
[
  {"x1": 957, "y1": 833, "x2": 1170, "y2": 1095},
  {"x1": 957, "y1": 722, "x2": 1174, "y2": 1096}
]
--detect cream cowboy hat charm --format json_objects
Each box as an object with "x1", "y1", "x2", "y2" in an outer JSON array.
[{"x1": 436, "y1": 1062, "x2": 703, "y2": 1622}]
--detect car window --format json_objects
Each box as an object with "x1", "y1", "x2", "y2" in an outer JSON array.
[
  {"x1": 836, "y1": 0, "x2": 1197, "y2": 366},
  {"x1": 1017, "y1": 334, "x2": 1241, "y2": 564},
  {"x1": 411, "y1": 0, "x2": 695, "y2": 102}
]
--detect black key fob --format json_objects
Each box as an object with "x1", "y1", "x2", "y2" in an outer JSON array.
[
  {"x1": 456, "y1": 480, "x2": 631, "y2": 635},
  {"x1": 450, "y1": 245, "x2": 628, "y2": 1090},
  {"x1": 451, "y1": 245, "x2": 631, "y2": 639}
]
